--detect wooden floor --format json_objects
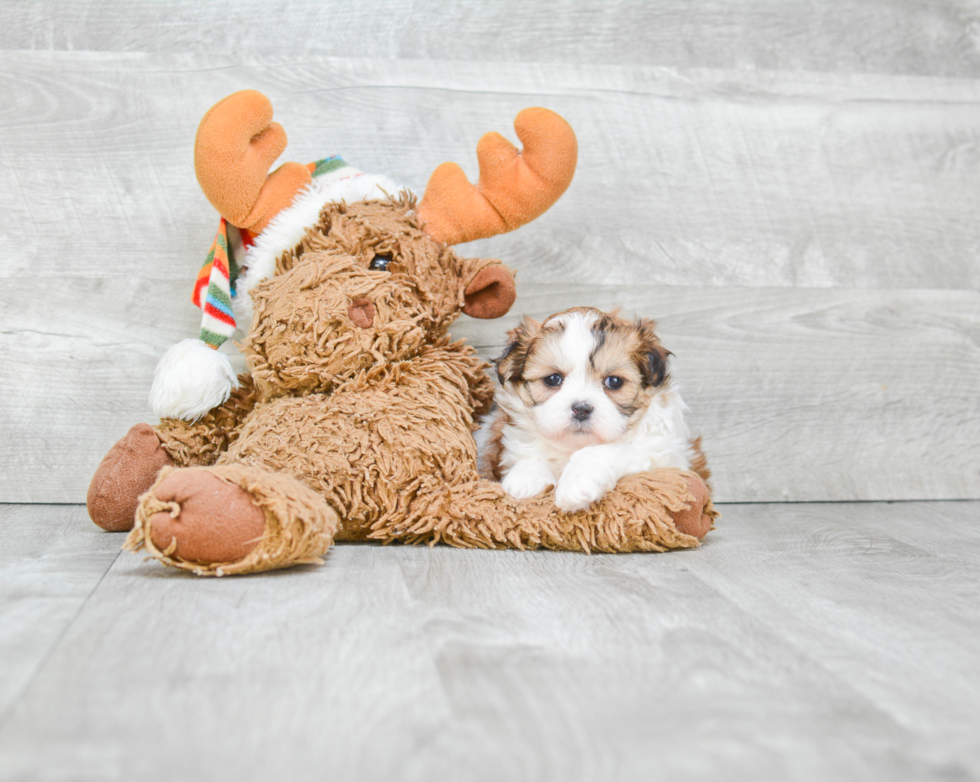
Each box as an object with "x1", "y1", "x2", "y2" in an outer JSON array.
[
  {"x1": 2, "y1": 2, "x2": 979, "y2": 780},
  {"x1": 2, "y1": 501, "x2": 979, "y2": 782}
]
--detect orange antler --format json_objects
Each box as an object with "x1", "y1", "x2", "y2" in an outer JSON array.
[
  {"x1": 416, "y1": 108, "x2": 578, "y2": 245},
  {"x1": 194, "y1": 90, "x2": 312, "y2": 234}
]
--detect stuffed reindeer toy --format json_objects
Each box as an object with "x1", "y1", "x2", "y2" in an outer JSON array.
[{"x1": 87, "y1": 90, "x2": 716, "y2": 575}]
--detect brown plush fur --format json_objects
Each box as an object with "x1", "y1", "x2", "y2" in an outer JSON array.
[
  {"x1": 129, "y1": 464, "x2": 337, "y2": 576},
  {"x1": 108, "y1": 193, "x2": 717, "y2": 574},
  {"x1": 155, "y1": 374, "x2": 258, "y2": 466}
]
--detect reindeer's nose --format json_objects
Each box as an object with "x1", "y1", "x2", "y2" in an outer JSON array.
[
  {"x1": 348, "y1": 298, "x2": 375, "y2": 329},
  {"x1": 571, "y1": 402, "x2": 593, "y2": 421}
]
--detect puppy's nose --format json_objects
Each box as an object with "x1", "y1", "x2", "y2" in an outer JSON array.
[
  {"x1": 571, "y1": 401, "x2": 593, "y2": 421},
  {"x1": 348, "y1": 298, "x2": 375, "y2": 329}
]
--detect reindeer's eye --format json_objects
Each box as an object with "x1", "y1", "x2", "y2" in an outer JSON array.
[
  {"x1": 604, "y1": 376, "x2": 624, "y2": 390},
  {"x1": 543, "y1": 373, "x2": 564, "y2": 388},
  {"x1": 369, "y1": 254, "x2": 392, "y2": 271}
]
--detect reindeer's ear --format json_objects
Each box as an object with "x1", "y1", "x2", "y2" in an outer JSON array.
[
  {"x1": 495, "y1": 317, "x2": 541, "y2": 384},
  {"x1": 635, "y1": 318, "x2": 672, "y2": 388},
  {"x1": 461, "y1": 262, "x2": 517, "y2": 319}
]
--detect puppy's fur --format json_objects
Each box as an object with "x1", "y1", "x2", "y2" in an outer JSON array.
[{"x1": 477, "y1": 307, "x2": 709, "y2": 512}]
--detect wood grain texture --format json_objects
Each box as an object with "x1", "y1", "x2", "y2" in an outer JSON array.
[
  {"x1": 1, "y1": 501, "x2": 978, "y2": 781},
  {"x1": 1, "y1": 5, "x2": 979, "y2": 505},
  {"x1": 3, "y1": 5, "x2": 980, "y2": 779},
  {"x1": 4, "y1": 0, "x2": 980, "y2": 78},
  {"x1": 0, "y1": 505, "x2": 120, "y2": 724},
  {"x1": 1, "y1": 52, "x2": 979, "y2": 290},
  {"x1": 2, "y1": 278, "x2": 977, "y2": 504},
  {"x1": 689, "y1": 500, "x2": 980, "y2": 773}
]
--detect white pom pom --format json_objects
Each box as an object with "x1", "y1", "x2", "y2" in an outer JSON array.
[{"x1": 149, "y1": 338, "x2": 238, "y2": 421}]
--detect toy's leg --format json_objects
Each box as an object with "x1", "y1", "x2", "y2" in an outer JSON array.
[
  {"x1": 378, "y1": 470, "x2": 716, "y2": 553},
  {"x1": 87, "y1": 375, "x2": 257, "y2": 532},
  {"x1": 219, "y1": 391, "x2": 484, "y2": 543},
  {"x1": 125, "y1": 464, "x2": 339, "y2": 576},
  {"x1": 87, "y1": 424, "x2": 175, "y2": 531},
  {"x1": 673, "y1": 473, "x2": 714, "y2": 539}
]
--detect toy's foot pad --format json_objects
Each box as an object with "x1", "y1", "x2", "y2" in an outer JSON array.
[
  {"x1": 145, "y1": 469, "x2": 267, "y2": 564},
  {"x1": 87, "y1": 423, "x2": 174, "y2": 532},
  {"x1": 673, "y1": 475, "x2": 713, "y2": 540}
]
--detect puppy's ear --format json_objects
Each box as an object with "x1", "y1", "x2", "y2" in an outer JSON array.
[
  {"x1": 495, "y1": 316, "x2": 540, "y2": 384},
  {"x1": 635, "y1": 318, "x2": 672, "y2": 388}
]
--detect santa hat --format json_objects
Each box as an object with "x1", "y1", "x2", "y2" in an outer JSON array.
[{"x1": 149, "y1": 156, "x2": 402, "y2": 421}]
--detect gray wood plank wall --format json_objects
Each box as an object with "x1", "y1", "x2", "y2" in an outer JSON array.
[{"x1": 1, "y1": 0, "x2": 978, "y2": 503}]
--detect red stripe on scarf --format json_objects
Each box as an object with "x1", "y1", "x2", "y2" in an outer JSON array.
[
  {"x1": 204, "y1": 303, "x2": 236, "y2": 327},
  {"x1": 192, "y1": 273, "x2": 210, "y2": 309}
]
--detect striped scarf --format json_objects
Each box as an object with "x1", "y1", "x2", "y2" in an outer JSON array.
[{"x1": 191, "y1": 155, "x2": 352, "y2": 348}]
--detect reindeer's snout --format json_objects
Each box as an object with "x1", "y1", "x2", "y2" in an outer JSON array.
[{"x1": 348, "y1": 298, "x2": 375, "y2": 329}]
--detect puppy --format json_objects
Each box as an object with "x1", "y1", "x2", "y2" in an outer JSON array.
[{"x1": 478, "y1": 307, "x2": 709, "y2": 512}]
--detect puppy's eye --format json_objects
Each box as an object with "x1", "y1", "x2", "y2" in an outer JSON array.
[
  {"x1": 543, "y1": 373, "x2": 564, "y2": 388},
  {"x1": 369, "y1": 254, "x2": 393, "y2": 271},
  {"x1": 604, "y1": 376, "x2": 624, "y2": 390}
]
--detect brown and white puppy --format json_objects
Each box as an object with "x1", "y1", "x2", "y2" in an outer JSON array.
[{"x1": 478, "y1": 307, "x2": 708, "y2": 512}]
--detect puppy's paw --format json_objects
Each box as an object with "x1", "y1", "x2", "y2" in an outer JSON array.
[
  {"x1": 554, "y1": 452, "x2": 617, "y2": 512},
  {"x1": 554, "y1": 476, "x2": 607, "y2": 512},
  {"x1": 501, "y1": 462, "x2": 555, "y2": 500}
]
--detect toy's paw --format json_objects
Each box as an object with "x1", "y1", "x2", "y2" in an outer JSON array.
[
  {"x1": 671, "y1": 474, "x2": 712, "y2": 540},
  {"x1": 143, "y1": 468, "x2": 267, "y2": 564},
  {"x1": 554, "y1": 450, "x2": 618, "y2": 513},
  {"x1": 501, "y1": 461, "x2": 555, "y2": 500},
  {"x1": 87, "y1": 423, "x2": 174, "y2": 531}
]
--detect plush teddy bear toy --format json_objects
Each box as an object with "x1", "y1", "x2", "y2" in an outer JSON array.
[{"x1": 86, "y1": 90, "x2": 716, "y2": 576}]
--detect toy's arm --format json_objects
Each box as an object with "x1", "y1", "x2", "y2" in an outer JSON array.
[
  {"x1": 156, "y1": 373, "x2": 258, "y2": 466},
  {"x1": 88, "y1": 373, "x2": 257, "y2": 532}
]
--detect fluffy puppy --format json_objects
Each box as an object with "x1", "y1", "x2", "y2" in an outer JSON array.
[{"x1": 478, "y1": 307, "x2": 709, "y2": 512}]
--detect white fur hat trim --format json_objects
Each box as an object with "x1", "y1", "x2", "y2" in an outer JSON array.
[
  {"x1": 149, "y1": 338, "x2": 238, "y2": 421},
  {"x1": 231, "y1": 171, "x2": 404, "y2": 325}
]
